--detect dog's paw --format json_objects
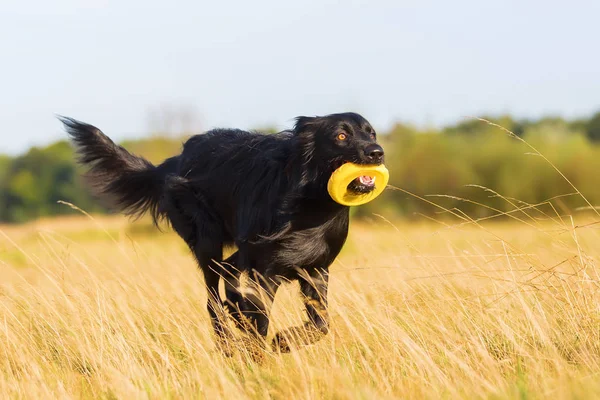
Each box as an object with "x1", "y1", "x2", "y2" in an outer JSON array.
[
  {"x1": 215, "y1": 337, "x2": 236, "y2": 358},
  {"x1": 271, "y1": 333, "x2": 292, "y2": 353},
  {"x1": 238, "y1": 335, "x2": 269, "y2": 364},
  {"x1": 216, "y1": 334, "x2": 268, "y2": 363},
  {"x1": 272, "y1": 324, "x2": 328, "y2": 353}
]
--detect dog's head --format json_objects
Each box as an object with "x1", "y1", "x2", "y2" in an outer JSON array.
[{"x1": 293, "y1": 112, "x2": 384, "y2": 194}]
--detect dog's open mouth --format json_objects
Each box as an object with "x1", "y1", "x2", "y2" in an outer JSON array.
[{"x1": 348, "y1": 175, "x2": 376, "y2": 194}]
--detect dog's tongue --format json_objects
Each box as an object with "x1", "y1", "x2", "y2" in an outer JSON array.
[{"x1": 359, "y1": 175, "x2": 375, "y2": 186}]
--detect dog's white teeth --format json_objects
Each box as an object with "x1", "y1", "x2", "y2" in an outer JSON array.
[{"x1": 359, "y1": 176, "x2": 375, "y2": 186}]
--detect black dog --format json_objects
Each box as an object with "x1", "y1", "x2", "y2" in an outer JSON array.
[{"x1": 60, "y1": 112, "x2": 384, "y2": 353}]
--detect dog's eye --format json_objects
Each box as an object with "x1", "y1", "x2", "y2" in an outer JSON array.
[
  {"x1": 337, "y1": 133, "x2": 347, "y2": 141},
  {"x1": 370, "y1": 133, "x2": 376, "y2": 140}
]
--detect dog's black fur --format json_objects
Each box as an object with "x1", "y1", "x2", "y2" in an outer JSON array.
[{"x1": 60, "y1": 112, "x2": 384, "y2": 352}]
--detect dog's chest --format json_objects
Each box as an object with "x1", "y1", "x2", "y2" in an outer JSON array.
[{"x1": 274, "y1": 214, "x2": 349, "y2": 270}]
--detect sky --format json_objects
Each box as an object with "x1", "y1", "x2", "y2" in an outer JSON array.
[{"x1": 1, "y1": 0, "x2": 599, "y2": 154}]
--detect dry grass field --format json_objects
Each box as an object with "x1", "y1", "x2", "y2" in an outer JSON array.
[{"x1": 1, "y1": 204, "x2": 600, "y2": 400}]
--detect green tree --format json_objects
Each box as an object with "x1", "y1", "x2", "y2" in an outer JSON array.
[
  {"x1": 586, "y1": 111, "x2": 600, "y2": 142},
  {"x1": 0, "y1": 154, "x2": 12, "y2": 185},
  {"x1": 0, "y1": 141, "x2": 102, "y2": 222}
]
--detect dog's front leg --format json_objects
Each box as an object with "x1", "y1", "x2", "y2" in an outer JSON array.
[
  {"x1": 228, "y1": 271, "x2": 280, "y2": 363},
  {"x1": 240, "y1": 271, "x2": 280, "y2": 338},
  {"x1": 222, "y1": 252, "x2": 280, "y2": 338},
  {"x1": 272, "y1": 268, "x2": 329, "y2": 353}
]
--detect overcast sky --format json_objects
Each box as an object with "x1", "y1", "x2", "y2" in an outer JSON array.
[{"x1": 1, "y1": 0, "x2": 599, "y2": 154}]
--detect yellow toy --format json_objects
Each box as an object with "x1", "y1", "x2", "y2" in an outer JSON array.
[{"x1": 327, "y1": 163, "x2": 389, "y2": 206}]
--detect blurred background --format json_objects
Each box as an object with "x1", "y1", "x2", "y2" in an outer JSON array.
[{"x1": 1, "y1": 0, "x2": 600, "y2": 223}]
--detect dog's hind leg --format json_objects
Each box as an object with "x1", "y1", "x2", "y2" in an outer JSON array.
[
  {"x1": 193, "y1": 242, "x2": 233, "y2": 349},
  {"x1": 272, "y1": 268, "x2": 329, "y2": 353},
  {"x1": 163, "y1": 177, "x2": 232, "y2": 344},
  {"x1": 220, "y1": 251, "x2": 247, "y2": 330}
]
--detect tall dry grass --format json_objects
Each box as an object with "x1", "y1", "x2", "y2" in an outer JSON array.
[{"x1": 0, "y1": 209, "x2": 599, "y2": 399}]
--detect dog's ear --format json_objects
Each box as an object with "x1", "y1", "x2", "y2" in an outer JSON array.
[
  {"x1": 294, "y1": 116, "x2": 320, "y2": 134},
  {"x1": 293, "y1": 116, "x2": 319, "y2": 158},
  {"x1": 291, "y1": 116, "x2": 323, "y2": 186},
  {"x1": 294, "y1": 116, "x2": 324, "y2": 154}
]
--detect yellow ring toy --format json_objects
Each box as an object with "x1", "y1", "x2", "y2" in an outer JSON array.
[{"x1": 327, "y1": 163, "x2": 389, "y2": 206}]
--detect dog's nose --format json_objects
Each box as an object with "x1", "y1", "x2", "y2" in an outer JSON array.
[{"x1": 365, "y1": 144, "x2": 384, "y2": 163}]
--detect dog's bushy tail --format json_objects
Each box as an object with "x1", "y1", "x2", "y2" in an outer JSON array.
[{"x1": 59, "y1": 116, "x2": 175, "y2": 224}]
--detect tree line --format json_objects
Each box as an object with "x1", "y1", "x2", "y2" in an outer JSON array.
[{"x1": 2, "y1": 111, "x2": 600, "y2": 223}]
